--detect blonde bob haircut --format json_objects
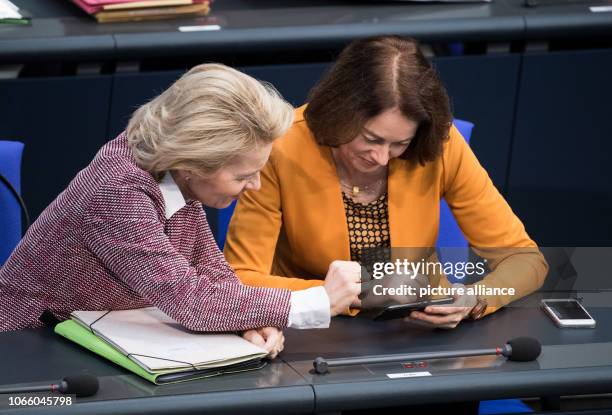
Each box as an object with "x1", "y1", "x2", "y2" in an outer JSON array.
[{"x1": 127, "y1": 63, "x2": 294, "y2": 179}]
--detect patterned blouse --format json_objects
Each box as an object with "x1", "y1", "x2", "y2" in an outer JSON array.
[
  {"x1": 0, "y1": 133, "x2": 291, "y2": 332},
  {"x1": 342, "y1": 191, "x2": 391, "y2": 266}
]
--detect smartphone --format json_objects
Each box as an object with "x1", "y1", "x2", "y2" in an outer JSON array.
[
  {"x1": 541, "y1": 299, "x2": 596, "y2": 328},
  {"x1": 374, "y1": 297, "x2": 455, "y2": 321}
]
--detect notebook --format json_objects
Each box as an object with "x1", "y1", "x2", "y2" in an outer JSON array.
[{"x1": 55, "y1": 307, "x2": 268, "y2": 384}]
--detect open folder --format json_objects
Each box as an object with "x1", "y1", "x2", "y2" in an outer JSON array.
[{"x1": 55, "y1": 307, "x2": 268, "y2": 384}]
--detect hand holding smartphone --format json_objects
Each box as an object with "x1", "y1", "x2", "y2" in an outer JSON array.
[{"x1": 373, "y1": 297, "x2": 455, "y2": 321}]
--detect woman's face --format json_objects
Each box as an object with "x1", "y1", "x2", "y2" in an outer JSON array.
[
  {"x1": 175, "y1": 143, "x2": 273, "y2": 209},
  {"x1": 336, "y1": 108, "x2": 418, "y2": 174}
]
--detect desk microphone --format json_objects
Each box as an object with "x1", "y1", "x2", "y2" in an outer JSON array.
[
  {"x1": 313, "y1": 337, "x2": 541, "y2": 374},
  {"x1": 0, "y1": 374, "x2": 99, "y2": 397}
]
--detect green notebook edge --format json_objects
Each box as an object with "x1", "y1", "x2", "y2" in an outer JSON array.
[
  {"x1": 0, "y1": 18, "x2": 30, "y2": 24},
  {"x1": 55, "y1": 320, "x2": 267, "y2": 385},
  {"x1": 55, "y1": 320, "x2": 160, "y2": 384}
]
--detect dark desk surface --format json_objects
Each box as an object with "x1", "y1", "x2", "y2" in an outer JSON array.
[
  {"x1": 0, "y1": 330, "x2": 314, "y2": 415},
  {"x1": 2, "y1": 305, "x2": 612, "y2": 414},
  {"x1": 283, "y1": 306, "x2": 612, "y2": 412},
  {"x1": 2, "y1": 0, "x2": 612, "y2": 63}
]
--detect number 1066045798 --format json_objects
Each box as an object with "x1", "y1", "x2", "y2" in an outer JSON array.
[{"x1": 7, "y1": 395, "x2": 73, "y2": 406}]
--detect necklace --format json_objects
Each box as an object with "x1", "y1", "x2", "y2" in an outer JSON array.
[
  {"x1": 339, "y1": 179, "x2": 386, "y2": 196},
  {"x1": 331, "y1": 150, "x2": 388, "y2": 197}
]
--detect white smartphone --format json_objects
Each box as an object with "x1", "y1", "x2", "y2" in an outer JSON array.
[{"x1": 541, "y1": 299, "x2": 596, "y2": 328}]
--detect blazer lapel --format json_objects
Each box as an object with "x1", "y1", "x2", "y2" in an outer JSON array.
[
  {"x1": 284, "y1": 127, "x2": 351, "y2": 275},
  {"x1": 388, "y1": 157, "x2": 412, "y2": 248},
  {"x1": 388, "y1": 157, "x2": 440, "y2": 248}
]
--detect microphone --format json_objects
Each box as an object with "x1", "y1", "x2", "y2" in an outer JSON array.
[
  {"x1": 0, "y1": 374, "x2": 99, "y2": 397},
  {"x1": 313, "y1": 337, "x2": 541, "y2": 374}
]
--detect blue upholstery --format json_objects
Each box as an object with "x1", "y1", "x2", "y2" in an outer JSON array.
[
  {"x1": 479, "y1": 399, "x2": 533, "y2": 414},
  {"x1": 444, "y1": 123, "x2": 532, "y2": 415},
  {"x1": 433, "y1": 121, "x2": 532, "y2": 415},
  {"x1": 0, "y1": 140, "x2": 25, "y2": 266},
  {"x1": 437, "y1": 119, "x2": 473, "y2": 284},
  {"x1": 436, "y1": 119, "x2": 474, "y2": 249},
  {"x1": 215, "y1": 200, "x2": 237, "y2": 250}
]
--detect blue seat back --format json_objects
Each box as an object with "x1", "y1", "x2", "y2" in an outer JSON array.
[
  {"x1": 436, "y1": 119, "x2": 474, "y2": 283},
  {"x1": 437, "y1": 119, "x2": 473, "y2": 248},
  {"x1": 215, "y1": 201, "x2": 237, "y2": 250},
  {"x1": 0, "y1": 140, "x2": 25, "y2": 266}
]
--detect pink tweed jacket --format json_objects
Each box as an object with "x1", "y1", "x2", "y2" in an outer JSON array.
[{"x1": 0, "y1": 133, "x2": 291, "y2": 332}]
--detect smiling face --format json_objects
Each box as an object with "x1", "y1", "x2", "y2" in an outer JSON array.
[
  {"x1": 174, "y1": 142, "x2": 272, "y2": 209},
  {"x1": 335, "y1": 107, "x2": 419, "y2": 174}
]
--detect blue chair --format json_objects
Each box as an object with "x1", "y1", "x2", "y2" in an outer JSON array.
[
  {"x1": 214, "y1": 201, "x2": 237, "y2": 250},
  {"x1": 436, "y1": 119, "x2": 473, "y2": 284},
  {"x1": 0, "y1": 140, "x2": 26, "y2": 266},
  {"x1": 438, "y1": 123, "x2": 532, "y2": 415},
  {"x1": 479, "y1": 399, "x2": 532, "y2": 414},
  {"x1": 437, "y1": 119, "x2": 474, "y2": 248},
  {"x1": 427, "y1": 120, "x2": 532, "y2": 415}
]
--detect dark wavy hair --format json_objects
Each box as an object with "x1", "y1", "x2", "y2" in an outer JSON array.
[{"x1": 304, "y1": 36, "x2": 452, "y2": 165}]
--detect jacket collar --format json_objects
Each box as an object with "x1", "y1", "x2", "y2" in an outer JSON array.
[
  {"x1": 159, "y1": 172, "x2": 187, "y2": 219},
  {"x1": 293, "y1": 104, "x2": 417, "y2": 249}
]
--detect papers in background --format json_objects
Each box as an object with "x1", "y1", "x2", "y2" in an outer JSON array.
[
  {"x1": 71, "y1": 307, "x2": 268, "y2": 372},
  {"x1": 70, "y1": 0, "x2": 210, "y2": 23}
]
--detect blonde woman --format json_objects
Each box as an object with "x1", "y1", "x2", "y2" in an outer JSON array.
[{"x1": 0, "y1": 64, "x2": 359, "y2": 356}]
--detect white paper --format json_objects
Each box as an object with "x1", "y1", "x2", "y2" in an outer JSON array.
[
  {"x1": 590, "y1": 5, "x2": 612, "y2": 12},
  {"x1": 0, "y1": 0, "x2": 22, "y2": 19},
  {"x1": 72, "y1": 307, "x2": 267, "y2": 372},
  {"x1": 387, "y1": 371, "x2": 432, "y2": 378},
  {"x1": 178, "y1": 25, "x2": 221, "y2": 32}
]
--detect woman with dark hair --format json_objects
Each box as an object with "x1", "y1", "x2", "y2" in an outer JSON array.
[{"x1": 224, "y1": 36, "x2": 548, "y2": 329}]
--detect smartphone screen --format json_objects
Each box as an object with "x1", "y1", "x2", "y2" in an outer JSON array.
[{"x1": 546, "y1": 300, "x2": 591, "y2": 320}]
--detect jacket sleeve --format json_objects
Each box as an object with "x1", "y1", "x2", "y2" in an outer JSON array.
[
  {"x1": 224, "y1": 150, "x2": 324, "y2": 291},
  {"x1": 442, "y1": 126, "x2": 548, "y2": 316},
  {"x1": 81, "y1": 181, "x2": 292, "y2": 332}
]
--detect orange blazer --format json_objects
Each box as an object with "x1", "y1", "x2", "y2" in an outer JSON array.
[{"x1": 224, "y1": 106, "x2": 548, "y2": 317}]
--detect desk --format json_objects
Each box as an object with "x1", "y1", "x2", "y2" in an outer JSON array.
[
  {"x1": 284, "y1": 306, "x2": 612, "y2": 412},
  {"x1": 0, "y1": 329, "x2": 314, "y2": 415},
  {"x1": 0, "y1": 0, "x2": 525, "y2": 63},
  {"x1": 2, "y1": 0, "x2": 612, "y2": 62},
  {"x1": 2, "y1": 305, "x2": 612, "y2": 414}
]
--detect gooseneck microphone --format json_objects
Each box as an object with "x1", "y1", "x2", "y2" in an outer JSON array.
[
  {"x1": 313, "y1": 337, "x2": 541, "y2": 374},
  {"x1": 0, "y1": 374, "x2": 99, "y2": 397}
]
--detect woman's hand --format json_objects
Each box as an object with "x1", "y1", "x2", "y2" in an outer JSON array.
[
  {"x1": 359, "y1": 272, "x2": 430, "y2": 310},
  {"x1": 242, "y1": 327, "x2": 285, "y2": 359},
  {"x1": 404, "y1": 285, "x2": 477, "y2": 329},
  {"x1": 324, "y1": 260, "x2": 362, "y2": 316}
]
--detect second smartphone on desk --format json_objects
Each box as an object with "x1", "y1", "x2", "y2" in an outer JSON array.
[{"x1": 541, "y1": 298, "x2": 596, "y2": 328}]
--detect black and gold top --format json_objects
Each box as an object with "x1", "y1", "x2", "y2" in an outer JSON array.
[{"x1": 342, "y1": 192, "x2": 391, "y2": 264}]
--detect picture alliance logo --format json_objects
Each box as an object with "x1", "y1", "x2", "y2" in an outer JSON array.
[{"x1": 371, "y1": 258, "x2": 488, "y2": 280}]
